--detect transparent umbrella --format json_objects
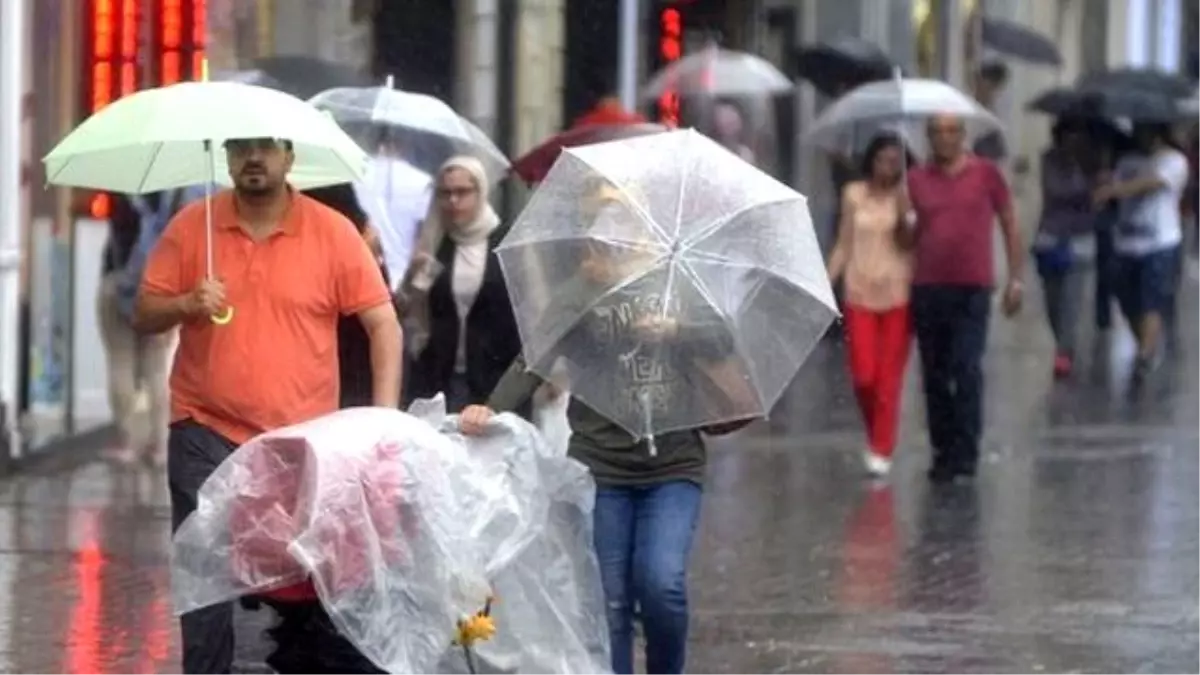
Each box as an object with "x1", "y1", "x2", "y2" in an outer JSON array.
[
  {"x1": 805, "y1": 76, "x2": 1002, "y2": 161},
  {"x1": 496, "y1": 129, "x2": 837, "y2": 445},
  {"x1": 641, "y1": 44, "x2": 794, "y2": 99},
  {"x1": 310, "y1": 76, "x2": 509, "y2": 182}
]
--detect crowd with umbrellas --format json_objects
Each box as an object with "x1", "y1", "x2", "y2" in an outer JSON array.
[
  {"x1": 36, "y1": 16, "x2": 1198, "y2": 670},
  {"x1": 37, "y1": 49, "x2": 840, "y2": 672}
]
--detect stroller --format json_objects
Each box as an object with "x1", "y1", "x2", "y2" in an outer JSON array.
[
  {"x1": 172, "y1": 404, "x2": 611, "y2": 674},
  {"x1": 225, "y1": 431, "x2": 409, "y2": 673}
]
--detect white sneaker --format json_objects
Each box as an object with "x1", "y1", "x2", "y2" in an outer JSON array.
[{"x1": 863, "y1": 451, "x2": 892, "y2": 477}]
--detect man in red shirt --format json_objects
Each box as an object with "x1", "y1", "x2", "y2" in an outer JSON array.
[{"x1": 906, "y1": 114, "x2": 1025, "y2": 483}]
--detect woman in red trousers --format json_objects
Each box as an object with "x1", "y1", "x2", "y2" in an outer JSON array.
[{"x1": 826, "y1": 133, "x2": 914, "y2": 476}]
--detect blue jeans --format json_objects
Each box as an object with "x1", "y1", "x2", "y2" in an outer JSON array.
[{"x1": 593, "y1": 481, "x2": 702, "y2": 675}]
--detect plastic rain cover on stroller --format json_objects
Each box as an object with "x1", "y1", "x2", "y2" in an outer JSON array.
[{"x1": 170, "y1": 401, "x2": 611, "y2": 674}]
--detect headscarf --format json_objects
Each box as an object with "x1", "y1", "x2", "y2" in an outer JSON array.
[
  {"x1": 412, "y1": 155, "x2": 499, "y2": 265},
  {"x1": 404, "y1": 156, "x2": 501, "y2": 357}
]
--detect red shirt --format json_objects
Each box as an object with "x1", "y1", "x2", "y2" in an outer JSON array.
[{"x1": 907, "y1": 156, "x2": 1011, "y2": 287}]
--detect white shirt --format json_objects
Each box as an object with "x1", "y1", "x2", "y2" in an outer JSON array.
[
  {"x1": 1114, "y1": 148, "x2": 1189, "y2": 256},
  {"x1": 353, "y1": 156, "x2": 433, "y2": 288},
  {"x1": 451, "y1": 240, "x2": 489, "y2": 373}
]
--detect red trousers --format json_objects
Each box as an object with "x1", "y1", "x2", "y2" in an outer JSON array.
[{"x1": 843, "y1": 304, "x2": 911, "y2": 457}]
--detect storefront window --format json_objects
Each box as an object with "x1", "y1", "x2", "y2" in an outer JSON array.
[{"x1": 18, "y1": 0, "x2": 77, "y2": 452}]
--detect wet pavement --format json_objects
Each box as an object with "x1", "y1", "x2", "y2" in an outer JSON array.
[{"x1": 0, "y1": 279, "x2": 1195, "y2": 674}]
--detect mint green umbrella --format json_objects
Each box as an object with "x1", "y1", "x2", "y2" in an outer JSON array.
[
  {"x1": 43, "y1": 80, "x2": 368, "y2": 192},
  {"x1": 42, "y1": 80, "x2": 369, "y2": 324}
]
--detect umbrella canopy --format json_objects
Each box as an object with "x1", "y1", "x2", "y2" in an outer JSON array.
[
  {"x1": 172, "y1": 405, "x2": 610, "y2": 674},
  {"x1": 979, "y1": 17, "x2": 1062, "y2": 66},
  {"x1": 43, "y1": 80, "x2": 369, "y2": 193},
  {"x1": 1077, "y1": 68, "x2": 1195, "y2": 99},
  {"x1": 805, "y1": 77, "x2": 1002, "y2": 160},
  {"x1": 641, "y1": 45, "x2": 793, "y2": 99},
  {"x1": 497, "y1": 129, "x2": 837, "y2": 440},
  {"x1": 1027, "y1": 85, "x2": 1194, "y2": 123},
  {"x1": 792, "y1": 36, "x2": 896, "y2": 96},
  {"x1": 510, "y1": 122, "x2": 669, "y2": 184},
  {"x1": 250, "y1": 55, "x2": 372, "y2": 100},
  {"x1": 309, "y1": 80, "x2": 509, "y2": 182}
]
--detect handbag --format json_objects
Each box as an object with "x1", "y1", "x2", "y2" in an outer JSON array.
[{"x1": 1033, "y1": 232, "x2": 1074, "y2": 276}]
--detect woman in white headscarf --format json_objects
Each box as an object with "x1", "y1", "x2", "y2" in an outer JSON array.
[{"x1": 402, "y1": 155, "x2": 522, "y2": 412}]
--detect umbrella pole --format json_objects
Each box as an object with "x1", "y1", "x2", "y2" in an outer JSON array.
[
  {"x1": 204, "y1": 139, "x2": 214, "y2": 280},
  {"x1": 640, "y1": 389, "x2": 658, "y2": 456},
  {"x1": 204, "y1": 141, "x2": 234, "y2": 325}
]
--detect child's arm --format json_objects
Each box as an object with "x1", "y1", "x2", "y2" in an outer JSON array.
[
  {"x1": 460, "y1": 356, "x2": 547, "y2": 436},
  {"x1": 487, "y1": 356, "x2": 544, "y2": 413}
]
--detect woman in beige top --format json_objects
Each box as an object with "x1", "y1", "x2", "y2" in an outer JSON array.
[{"x1": 826, "y1": 134, "x2": 914, "y2": 476}]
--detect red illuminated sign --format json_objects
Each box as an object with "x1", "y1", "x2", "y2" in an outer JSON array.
[
  {"x1": 84, "y1": 0, "x2": 206, "y2": 217},
  {"x1": 658, "y1": 7, "x2": 682, "y2": 127}
]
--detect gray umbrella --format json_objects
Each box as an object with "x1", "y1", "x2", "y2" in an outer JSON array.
[{"x1": 980, "y1": 17, "x2": 1062, "y2": 66}]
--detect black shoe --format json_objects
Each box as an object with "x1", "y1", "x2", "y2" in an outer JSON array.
[
  {"x1": 928, "y1": 462, "x2": 976, "y2": 484},
  {"x1": 927, "y1": 463, "x2": 957, "y2": 484}
]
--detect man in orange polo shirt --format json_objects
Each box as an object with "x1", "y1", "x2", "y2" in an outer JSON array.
[{"x1": 134, "y1": 137, "x2": 401, "y2": 674}]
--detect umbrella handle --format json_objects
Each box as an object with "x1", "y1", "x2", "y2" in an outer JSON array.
[{"x1": 211, "y1": 307, "x2": 234, "y2": 325}]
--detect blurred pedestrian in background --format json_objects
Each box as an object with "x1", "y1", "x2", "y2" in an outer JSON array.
[
  {"x1": 906, "y1": 113, "x2": 1024, "y2": 484},
  {"x1": 971, "y1": 60, "x2": 1010, "y2": 163},
  {"x1": 354, "y1": 136, "x2": 432, "y2": 286},
  {"x1": 98, "y1": 190, "x2": 185, "y2": 464},
  {"x1": 1095, "y1": 122, "x2": 1189, "y2": 381},
  {"x1": 1033, "y1": 118, "x2": 1101, "y2": 379},
  {"x1": 826, "y1": 133, "x2": 914, "y2": 477},
  {"x1": 303, "y1": 183, "x2": 396, "y2": 408},
  {"x1": 1091, "y1": 123, "x2": 1135, "y2": 331},
  {"x1": 134, "y1": 136, "x2": 400, "y2": 673},
  {"x1": 710, "y1": 100, "x2": 756, "y2": 165},
  {"x1": 402, "y1": 155, "x2": 521, "y2": 412}
]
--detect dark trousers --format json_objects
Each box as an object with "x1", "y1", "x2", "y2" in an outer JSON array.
[
  {"x1": 911, "y1": 286, "x2": 991, "y2": 476},
  {"x1": 1095, "y1": 219, "x2": 1116, "y2": 329},
  {"x1": 168, "y1": 419, "x2": 238, "y2": 674},
  {"x1": 262, "y1": 600, "x2": 385, "y2": 674}
]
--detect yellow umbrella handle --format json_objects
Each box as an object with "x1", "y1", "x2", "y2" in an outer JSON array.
[{"x1": 211, "y1": 307, "x2": 234, "y2": 325}]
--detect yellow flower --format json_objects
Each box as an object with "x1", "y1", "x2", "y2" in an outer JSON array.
[
  {"x1": 453, "y1": 595, "x2": 498, "y2": 647},
  {"x1": 455, "y1": 613, "x2": 497, "y2": 646}
]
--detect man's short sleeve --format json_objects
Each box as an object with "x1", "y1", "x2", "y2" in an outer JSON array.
[
  {"x1": 1155, "y1": 150, "x2": 1190, "y2": 194},
  {"x1": 984, "y1": 160, "x2": 1013, "y2": 212},
  {"x1": 140, "y1": 213, "x2": 189, "y2": 297},
  {"x1": 331, "y1": 214, "x2": 391, "y2": 316}
]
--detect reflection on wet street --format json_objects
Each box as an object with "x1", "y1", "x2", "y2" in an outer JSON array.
[{"x1": 0, "y1": 288, "x2": 1195, "y2": 673}]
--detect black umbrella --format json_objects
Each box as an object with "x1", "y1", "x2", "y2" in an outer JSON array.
[
  {"x1": 250, "y1": 55, "x2": 372, "y2": 100},
  {"x1": 791, "y1": 36, "x2": 896, "y2": 97},
  {"x1": 1027, "y1": 85, "x2": 1191, "y2": 123},
  {"x1": 1076, "y1": 68, "x2": 1195, "y2": 99},
  {"x1": 979, "y1": 17, "x2": 1062, "y2": 66}
]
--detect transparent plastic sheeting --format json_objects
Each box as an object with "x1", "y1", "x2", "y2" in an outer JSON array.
[
  {"x1": 497, "y1": 128, "x2": 839, "y2": 440},
  {"x1": 171, "y1": 400, "x2": 611, "y2": 674}
]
